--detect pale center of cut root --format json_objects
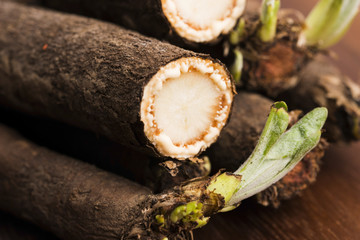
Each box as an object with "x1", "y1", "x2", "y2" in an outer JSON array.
[
  {"x1": 141, "y1": 57, "x2": 234, "y2": 160},
  {"x1": 154, "y1": 72, "x2": 220, "y2": 144},
  {"x1": 173, "y1": 0, "x2": 233, "y2": 29},
  {"x1": 161, "y1": 0, "x2": 246, "y2": 42}
]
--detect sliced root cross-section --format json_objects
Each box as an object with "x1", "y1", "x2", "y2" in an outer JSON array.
[
  {"x1": 0, "y1": 2, "x2": 234, "y2": 160},
  {"x1": 141, "y1": 57, "x2": 234, "y2": 159},
  {"x1": 161, "y1": 0, "x2": 246, "y2": 43}
]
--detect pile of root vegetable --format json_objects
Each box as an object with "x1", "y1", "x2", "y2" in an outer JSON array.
[{"x1": 0, "y1": 0, "x2": 359, "y2": 239}]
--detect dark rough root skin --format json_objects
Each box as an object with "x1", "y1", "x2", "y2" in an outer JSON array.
[
  {"x1": 206, "y1": 92, "x2": 327, "y2": 206},
  {"x1": 0, "y1": 123, "x2": 155, "y2": 240},
  {"x1": 0, "y1": 2, "x2": 233, "y2": 159},
  {"x1": 231, "y1": 11, "x2": 317, "y2": 96},
  {"x1": 256, "y1": 138, "x2": 328, "y2": 208}
]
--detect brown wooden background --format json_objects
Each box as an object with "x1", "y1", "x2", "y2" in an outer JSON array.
[{"x1": 1, "y1": 0, "x2": 359, "y2": 239}]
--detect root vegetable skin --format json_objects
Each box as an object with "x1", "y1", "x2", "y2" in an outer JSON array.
[
  {"x1": 0, "y1": 124, "x2": 155, "y2": 240},
  {"x1": 0, "y1": 2, "x2": 234, "y2": 159},
  {"x1": 279, "y1": 58, "x2": 360, "y2": 142}
]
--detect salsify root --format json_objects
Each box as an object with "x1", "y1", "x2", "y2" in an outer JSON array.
[{"x1": 0, "y1": 1, "x2": 235, "y2": 160}]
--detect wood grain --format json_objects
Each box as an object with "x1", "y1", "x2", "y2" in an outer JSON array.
[{"x1": 0, "y1": 0, "x2": 359, "y2": 239}]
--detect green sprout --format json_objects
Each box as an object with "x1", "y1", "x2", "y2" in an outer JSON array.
[
  {"x1": 302, "y1": 0, "x2": 360, "y2": 49},
  {"x1": 230, "y1": 48, "x2": 243, "y2": 85},
  {"x1": 170, "y1": 201, "x2": 209, "y2": 228},
  {"x1": 258, "y1": 0, "x2": 281, "y2": 42},
  {"x1": 230, "y1": 18, "x2": 246, "y2": 45}
]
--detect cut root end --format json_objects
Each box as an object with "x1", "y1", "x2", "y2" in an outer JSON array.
[
  {"x1": 161, "y1": 0, "x2": 246, "y2": 43},
  {"x1": 141, "y1": 57, "x2": 234, "y2": 159}
]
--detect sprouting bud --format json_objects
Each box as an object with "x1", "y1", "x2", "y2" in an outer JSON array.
[{"x1": 258, "y1": 0, "x2": 281, "y2": 42}]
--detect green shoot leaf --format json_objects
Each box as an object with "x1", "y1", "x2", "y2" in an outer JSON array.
[
  {"x1": 235, "y1": 102, "x2": 289, "y2": 179},
  {"x1": 170, "y1": 201, "x2": 209, "y2": 228},
  {"x1": 230, "y1": 18, "x2": 246, "y2": 45},
  {"x1": 258, "y1": 0, "x2": 281, "y2": 42},
  {"x1": 227, "y1": 107, "x2": 327, "y2": 206},
  {"x1": 205, "y1": 102, "x2": 289, "y2": 209},
  {"x1": 302, "y1": 0, "x2": 360, "y2": 49},
  {"x1": 230, "y1": 48, "x2": 243, "y2": 85}
]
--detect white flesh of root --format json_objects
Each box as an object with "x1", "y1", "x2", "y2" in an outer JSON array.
[
  {"x1": 161, "y1": 0, "x2": 246, "y2": 43},
  {"x1": 141, "y1": 57, "x2": 234, "y2": 159}
]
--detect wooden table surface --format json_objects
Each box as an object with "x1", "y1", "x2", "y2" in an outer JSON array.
[{"x1": 1, "y1": 1, "x2": 359, "y2": 239}]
